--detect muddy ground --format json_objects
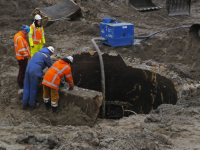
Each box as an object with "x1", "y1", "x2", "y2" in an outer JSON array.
[{"x1": 1, "y1": 0, "x2": 200, "y2": 149}]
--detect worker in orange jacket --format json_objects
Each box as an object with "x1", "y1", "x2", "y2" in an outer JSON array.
[
  {"x1": 42, "y1": 56, "x2": 74, "y2": 113},
  {"x1": 14, "y1": 25, "x2": 31, "y2": 89},
  {"x1": 28, "y1": 14, "x2": 45, "y2": 57}
]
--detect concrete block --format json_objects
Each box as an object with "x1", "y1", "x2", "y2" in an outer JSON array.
[{"x1": 60, "y1": 87, "x2": 102, "y2": 120}]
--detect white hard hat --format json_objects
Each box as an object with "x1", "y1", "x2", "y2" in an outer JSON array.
[
  {"x1": 47, "y1": 46, "x2": 54, "y2": 54},
  {"x1": 67, "y1": 56, "x2": 73, "y2": 63},
  {"x1": 35, "y1": 14, "x2": 42, "y2": 20}
]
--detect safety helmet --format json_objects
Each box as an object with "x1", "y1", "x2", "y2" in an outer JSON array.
[
  {"x1": 67, "y1": 56, "x2": 73, "y2": 63},
  {"x1": 21, "y1": 25, "x2": 30, "y2": 33},
  {"x1": 35, "y1": 14, "x2": 42, "y2": 20},
  {"x1": 47, "y1": 46, "x2": 54, "y2": 54}
]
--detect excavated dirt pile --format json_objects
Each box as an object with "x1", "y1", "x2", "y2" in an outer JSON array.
[{"x1": 1, "y1": 0, "x2": 200, "y2": 149}]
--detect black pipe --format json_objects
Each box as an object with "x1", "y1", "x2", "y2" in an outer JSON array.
[
  {"x1": 91, "y1": 37, "x2": 106, "y2": 118},
  {"x1": 134, "y1": 25, "x2": 191, "y2": 39}
]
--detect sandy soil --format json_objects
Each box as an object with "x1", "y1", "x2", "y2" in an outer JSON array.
[{"x1": 1, "y1": 0, "x2": 200, "y2": 149}]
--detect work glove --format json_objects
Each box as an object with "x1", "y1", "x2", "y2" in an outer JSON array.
[{"x1": 69, "y1": 87, "x2": 73, "y2": 90}]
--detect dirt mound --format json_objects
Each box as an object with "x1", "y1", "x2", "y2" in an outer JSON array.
[
  {"x1": 135, "y1": 28, "x2": 200, "y2": 79},
  {"x1": 45, "y1": 19, "x2": 99, "y2": 36}
]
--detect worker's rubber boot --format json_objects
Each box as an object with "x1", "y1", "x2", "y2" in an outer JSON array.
[
  {"x1": 22, "y1": 105, "x2": 28, "y2": 110},
  {"x1": 52, "y1": 107, "x2": 62, "y2": 114},
  {"x1": 30, "y1": 102, "x2": 39, "y2": 110},
  {"x1": 45, "y1": 102, "x2": 51, "y2": 110}
]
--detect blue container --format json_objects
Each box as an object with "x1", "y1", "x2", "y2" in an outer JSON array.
[{"x1": 100, "y1": 18, "x2": 134, "y2": 47}]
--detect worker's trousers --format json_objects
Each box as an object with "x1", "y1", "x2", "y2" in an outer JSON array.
[
  {"x1": 23, "y1": 73, "x2": 40, "y2": 106},
  {"x1": 43, "y1": 85, "x2": 59, "y2": 107},
  {"x1": 17, "y1": 59, "x2": 28, "y2": 88},
  {"x1": 30, "y1": 43, "x2": 43, "y2": 57}
]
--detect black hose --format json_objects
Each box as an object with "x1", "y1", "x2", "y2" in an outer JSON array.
[
  {"x1": 91, "y1": 37, "x2": 106, "y2": 118},
  {"x1": 134, "y1": 25, "x2": 191, "y2": 39}
]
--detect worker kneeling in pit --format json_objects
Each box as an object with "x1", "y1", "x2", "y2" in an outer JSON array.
[
  {"x1": 42, "y1": 56, "x2": 74, "y2": 114},
  {"x1": 23, "y1": 46, "x2": 54, "y2": 109}
]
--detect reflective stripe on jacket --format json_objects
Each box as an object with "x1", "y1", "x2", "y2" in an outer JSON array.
[
  {"x1": 42, "y1": 59, "x2": 74, "y2": 91},
  {"x1": 14, "y1": 31, "x2": 31, "y2": 60},
  {"x1": 28, "y1": 23, "x2": 45, "y2": 46}
]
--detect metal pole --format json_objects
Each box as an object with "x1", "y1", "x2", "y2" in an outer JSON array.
[{"x1": 91, "y1": 37, "x2": 106, "y2": 118}]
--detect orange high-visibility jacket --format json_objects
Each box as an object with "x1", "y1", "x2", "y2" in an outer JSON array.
[
  {"x1": 42, "y1": 59, "x2": 74, "y2": 91},
  {"x1": 14, "y1": 31, "x2": 31, "y2": 60},
  {"x1": 29, "y1": 23, "x2": 45, "y2": 45}
]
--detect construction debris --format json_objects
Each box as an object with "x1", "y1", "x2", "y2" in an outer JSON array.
[
  {"x1": 128, "y1": 0, "x2": 162, "y2": 11},
  {"x1": 166, "y1": 0, "x2": 191, "y2": 16},
  {"x1": 60, "y1": 86, "x2": 102, "y2": 121},
  {"x1": 31, "y1": 0, "x2": 81, "y2": 26}
]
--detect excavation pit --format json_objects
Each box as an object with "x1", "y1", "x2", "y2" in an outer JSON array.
[
  {"x1": 71, "y1": 52, "x2": 178, "y2": 118},
  {"x1": 189, "y1": 24, "x2": 200, "y2": 41},
  {"x1": 32, "y1": 52, "x2": 178, "y2": 126}
]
